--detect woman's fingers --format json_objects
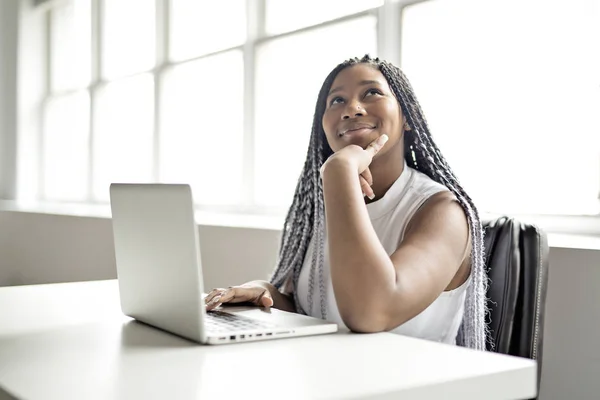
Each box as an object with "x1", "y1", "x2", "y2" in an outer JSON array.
[
  {"x1": 365, "y1": 134, "x2": 389, "y2": 158},
  {"x1": 360, "y1": 175, "x2": 374, "y2": 200},
  {"x1": 360, "y1": 167, "x2": 373, "y2": 187},
  {"x1": 360, "y1": 167, "x2": 374, "y2": 199},
  {"x1": 205, "y1": 288, "x2": 225, "y2": 304},
  {"x1": 205, "y1": 286, "x2": 273, "y2": 311},
  {"x1": 205, "y1": 288, "x2": 226, "y2": 310}
]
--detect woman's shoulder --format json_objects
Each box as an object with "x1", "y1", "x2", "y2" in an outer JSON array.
[
  {"x1": 399, "y1": 168, "x2": 464, "y2": 242},
  {"x1": 407, "y1": 166, "x2": 449, "y2": 197}
]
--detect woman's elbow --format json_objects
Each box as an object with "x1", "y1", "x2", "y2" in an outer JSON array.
[
  {"x1": 340, "y1": 310, "x2": 390, "y2": 333},
  {"x1": 340, "y1": 306, "x2": 411, "y2": 333}
]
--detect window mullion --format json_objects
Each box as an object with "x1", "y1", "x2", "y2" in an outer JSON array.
[
  {"x1": 91, "y1": 0, "x2": 102, "y2": 83},
  {"x1": 597, "y1": 151, "x2": 600, "y2": 208},
  {"x1": 154, "y1": 0, "x2": 169, "y2": 183},
  {"x1": 242, "y1": 0, "x2": 264, "y2": 207},
  {"x1": 38, "y1": 11, "x2": 53, "y2": 201},
  {"x1": 377, "y1": 0, "x2": 403, "y2": 66},
  {"x1": 88, "y1": 0, "x2": 102, "y2": 202},
  {"x1": 378, "y1": 0, "x2": 430, "y2": 66}
]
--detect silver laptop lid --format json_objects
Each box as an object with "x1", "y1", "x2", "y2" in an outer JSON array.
[{"x1": 109, "y1": 183, "x2": 207, "y2": 343}]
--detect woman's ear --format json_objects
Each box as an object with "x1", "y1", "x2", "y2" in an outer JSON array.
[{"x1": 403, "y1": 127, "x2": 414, "y2": 147}]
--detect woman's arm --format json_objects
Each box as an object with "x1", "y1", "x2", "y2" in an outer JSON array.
[{"x1": 321, "y1": 160, "x2": 469, "y2": 333}]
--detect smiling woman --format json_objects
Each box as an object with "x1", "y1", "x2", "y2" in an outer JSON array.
[
  {"x1": 321, "y1": 66, "x2": 406, "y2": 200},
  {"x1": 205, "y1": 55, "x2": 488, "y2": 351}
]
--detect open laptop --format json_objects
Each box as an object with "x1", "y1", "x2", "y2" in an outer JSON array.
[{"x1": 109, "y1": 183, "x2": 338, "y2": 344}]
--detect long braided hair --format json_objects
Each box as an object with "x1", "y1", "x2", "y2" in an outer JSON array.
[{"x1": 269, "y1": 55, "x2": 489, "y2": 351}]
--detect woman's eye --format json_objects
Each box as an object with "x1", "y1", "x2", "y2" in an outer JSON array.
[
  {"x1": 365, "y1": 88, "x2": 382, "y2": 97},
  {"x1": 330, "y1": 97, "x2": 344, "y2": 105}
]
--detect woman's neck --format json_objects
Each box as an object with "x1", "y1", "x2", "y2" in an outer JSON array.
[{"x1": 366, "y1": 141, "x2": 405, "y2": 203}]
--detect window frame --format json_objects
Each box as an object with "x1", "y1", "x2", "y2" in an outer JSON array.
[
  {"x1": 41, "y1": 0, "x2": 403, "y2": 209},
  {"x1": 22, "y1": 0, "x2": 600, "y2": 234}
]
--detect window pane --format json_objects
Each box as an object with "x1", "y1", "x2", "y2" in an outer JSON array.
[
  {"x1": 50, "y1": 0, "x2": 92, "y2": 92},
  {"x1": 160, "y1": 51, "x2": 244, "y2": 205},
  {"x1": 266, "y1": 0, "x2": 382, "y2": 34},
  {"x1": 43, "y1": 92, "x2": 90, "y2": 201},
  {"x1": 255, "y1": 17, "x2": 377, "y2": 207},
  {"x1": 93, "y1": 75, "x2": 154, "y2": 202},
  {"x1": 402, "y1": 0, "x2": 600, "y2": 215},
  {"x1": 170, "y1": 0, "x2": 245, "y2": 62},
  {"x1": 102, "y1": 0, "x2": 155, "y2": 79}
]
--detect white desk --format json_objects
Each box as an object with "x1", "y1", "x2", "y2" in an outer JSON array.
[{"x1": 0, "y1": 280, "x2": 536, "y2": 400}]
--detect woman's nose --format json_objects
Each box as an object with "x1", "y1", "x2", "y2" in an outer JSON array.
[{"x1": 342, "y1": 100, "x2": 365, "y2": 119}]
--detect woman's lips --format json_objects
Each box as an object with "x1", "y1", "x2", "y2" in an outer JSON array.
[{"x1": 340, "y1": 127, "x2": 375, "y2": 137}]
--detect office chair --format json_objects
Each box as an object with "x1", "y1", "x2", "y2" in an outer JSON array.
[{"x1": 482, "y1": 216, "x2": 549, "y2": 397}]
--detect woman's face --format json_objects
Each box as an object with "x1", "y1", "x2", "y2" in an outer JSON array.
[{"x1": 322, "y1": 64, "x2": 405, "y2": 156}]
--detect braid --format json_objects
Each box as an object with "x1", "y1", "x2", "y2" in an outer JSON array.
[{"x1": 270, "y1": 55, "x2": 489, "y2": 350}]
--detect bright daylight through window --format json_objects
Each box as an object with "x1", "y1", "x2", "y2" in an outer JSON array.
[{"x1": 30, "y1": 0, "x2": 600, "y2": 219}]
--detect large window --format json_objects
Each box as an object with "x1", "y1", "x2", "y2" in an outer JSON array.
[
  {"x1": 31, "y1": 0, "x2": 600, "y2": 219},
  {"x1": 401, "y1": 0, "x2": 600, "y2": 216},
  {"x1": 254, "y1": 16, "x2": 377, "y2": 206},
  {"x1": 40, "y1": 0, "x2": 380, "y2": 212}
]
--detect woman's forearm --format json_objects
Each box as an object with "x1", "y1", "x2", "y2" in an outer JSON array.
[{"x1": 321, "y1": 161, "x2": 396, "y2": 329}]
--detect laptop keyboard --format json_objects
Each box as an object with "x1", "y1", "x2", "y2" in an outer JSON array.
[{"x1": 205, "y1": 310, "x2": 278, "y2": 332}]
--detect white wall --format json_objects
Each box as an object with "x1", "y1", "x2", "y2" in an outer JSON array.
[
  {"x1": 0, "y1": 210, "x2": 599, "y2": 399},
  {"x1": 0, "y1": 0, "x2": 19, "y2": 200},
  {"x1": 539, "y1": 247, "x2": 600, "y2": 400},
  {"x1": 0, "y1": 211, "x2": 280, "y2": 289}
]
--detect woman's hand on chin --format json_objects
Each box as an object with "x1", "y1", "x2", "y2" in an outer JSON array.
[{"x1": 320, "y1": 134, "x2": 388, "y2": 199}]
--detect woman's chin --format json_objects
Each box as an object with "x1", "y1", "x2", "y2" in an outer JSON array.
[{"x1": 340, "y1": 131, "x2": 379, "y2": 149}]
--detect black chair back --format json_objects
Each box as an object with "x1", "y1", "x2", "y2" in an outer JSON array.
[{"x1": 483, "y1": 216, "x2": 549, "y2": 397}]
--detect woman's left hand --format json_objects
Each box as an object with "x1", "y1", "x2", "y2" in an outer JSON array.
[{"x1": 320, "y1": 134, "x2": 389, "y2": 199}]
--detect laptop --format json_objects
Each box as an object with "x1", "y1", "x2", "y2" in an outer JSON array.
[{"x1": 109, "y1": 183, "x2": 338, "y2": 344}]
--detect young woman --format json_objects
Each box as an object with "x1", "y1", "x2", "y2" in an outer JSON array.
[{"x1": 205, "y1": 55, "x2": 488, "y2": 350}]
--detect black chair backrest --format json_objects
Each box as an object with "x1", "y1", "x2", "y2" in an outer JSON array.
[{"x1": 482, "y1": 216, "x2": 549, "y2": 394}]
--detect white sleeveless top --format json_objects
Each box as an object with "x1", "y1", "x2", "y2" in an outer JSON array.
[{"x1": 296, "y1": 164, "x2": 471, "y2": 345}]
